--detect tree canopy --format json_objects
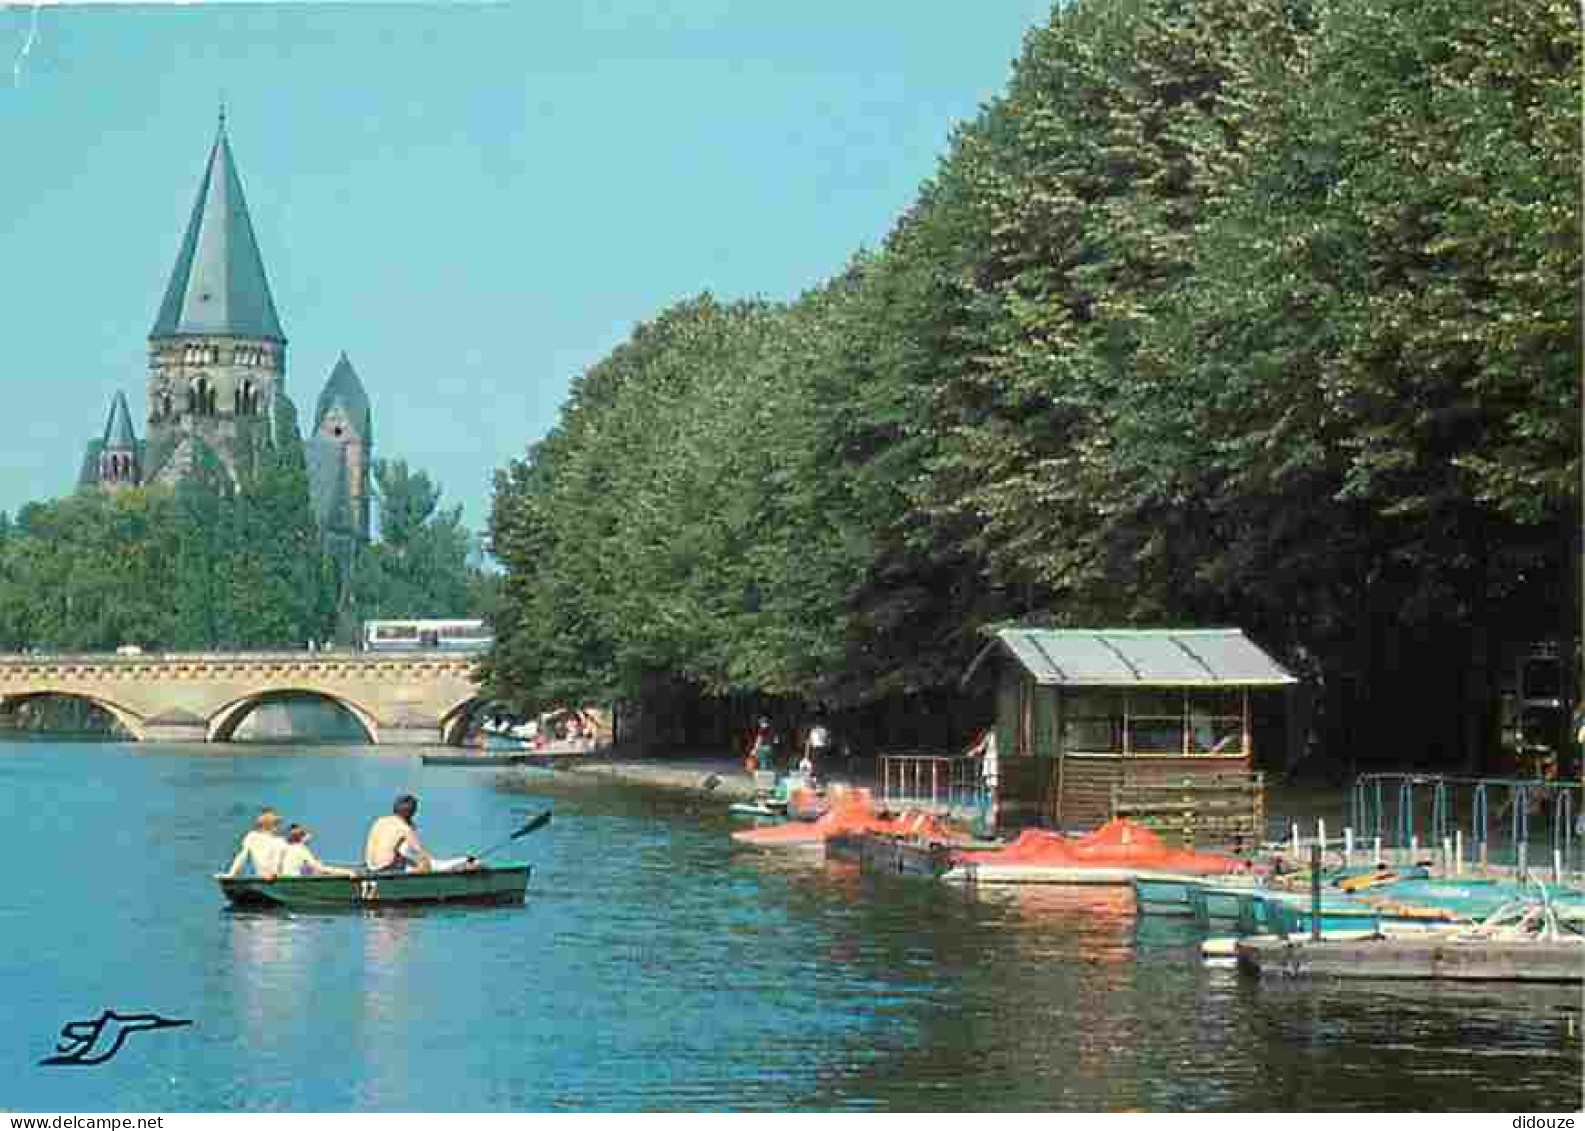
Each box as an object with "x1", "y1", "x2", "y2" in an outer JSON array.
[
  {"x1": 0, "y1": 446, "x2": 491, "y2": 654},
  {"x1": 489, "y1": 0, "x2": 1579, "y2": 764}
]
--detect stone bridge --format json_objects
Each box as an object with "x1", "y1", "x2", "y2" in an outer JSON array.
[{"x1": 0, "y1": 651, "x2": 486, "y2": 745}]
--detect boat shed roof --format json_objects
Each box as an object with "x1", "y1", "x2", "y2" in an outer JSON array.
[{"x1": 963, "y1": 627, "x2": 1298, "y2": 689}]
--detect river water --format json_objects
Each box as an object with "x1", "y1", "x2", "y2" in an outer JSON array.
[{"x1": 3, "y1": 741, "x2": 1580, "y2": 1112}]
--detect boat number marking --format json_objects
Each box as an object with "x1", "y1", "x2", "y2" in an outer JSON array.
[{"x1": 359, "y1": 880, "x2": 378, "y2": 901}]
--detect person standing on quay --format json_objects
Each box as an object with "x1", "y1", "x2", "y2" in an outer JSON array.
[
  {"x1": 804, "y1": 717, "x2": 833, "y2": 780},
  {"x1": 745, "y1": 718, "x2": 777, "y2": 774},
  {"x1": 968, "y1": 729, "x2": 1000, "y2": 834}
]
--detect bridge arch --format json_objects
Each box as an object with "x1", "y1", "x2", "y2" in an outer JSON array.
[
  {"x1": 439, "y1": 695, "x2": 489, "y2": 746},
  {"x1": 0, "y1": 690, "x2": 147, "y2": 741},
  {"x1": 208, "y1": 688, "x2": 381, "y2": 744}
]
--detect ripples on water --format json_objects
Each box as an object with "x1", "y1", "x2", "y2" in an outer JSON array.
[{"x1": 1, "y1": 743, "x2": 1579, "y2": 1111}]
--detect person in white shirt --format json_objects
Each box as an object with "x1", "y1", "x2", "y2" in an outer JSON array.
[
  {"x1": 281, "y1": 825, "x2": 356, "y2": 877},
  {"x1": 804, "y1": 719, "x2": 833, "y2": 778},
  {"x1": 224, "y1": 809, "x2": 287, "y2": 878},
  {"x1": 968, "y1": 729, "x2": 1000, "y2": 833}
]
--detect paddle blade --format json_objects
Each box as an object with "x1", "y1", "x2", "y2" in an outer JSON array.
[{"x1": 510, "y1": 811, "x2": 553, "y2": 839}]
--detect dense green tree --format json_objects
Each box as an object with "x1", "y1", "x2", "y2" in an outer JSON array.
[
  {"x1": 0, "y1": 491, "x2": 176, "y2": 650},
  {"x1": 1124, "y1": 0, "x2": 1580, "y2": 764},
  {"x1": 484, "y1": 0, "x2": 1580, "y2": 765},
  {"x1": 348, "y1": 459, "x2": 486, "y2": 631},
  {"x1": 168, "y1": 446, "x2": 235, "y2": 648},
  {"x1": 0, "y1": 431, "x2": 344, "y2": 653},
  {"x1": 223, "y1": 408, "x2": 337, "y2": 648}
]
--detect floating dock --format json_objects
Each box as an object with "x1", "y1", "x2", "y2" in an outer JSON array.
[
  {"x1": 825, "y1": 833, "x2": 957, "y2": 877},
  {"x1": 1234, "y1": 934, "x2": 1584, "y2": 982},
  {"x1": 945, "y1": 861, "x2": 1214, "y2": 886}
]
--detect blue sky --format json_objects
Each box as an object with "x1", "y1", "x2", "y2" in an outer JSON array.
[{"x1": 2, "y1": 2, "x2": 1052, "y2": 538}]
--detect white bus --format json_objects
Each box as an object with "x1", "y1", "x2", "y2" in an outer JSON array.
[{"x1": 362, "y1": 618, "x2": 492, "y2": 653}]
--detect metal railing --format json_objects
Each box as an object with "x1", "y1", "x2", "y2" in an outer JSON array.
[
  {"x1": 1349, "y1": 772, "x2": 1583, "y2": 878},
  {"x1": 878, "y1": 753, "x2": 983, "y2": 815}
]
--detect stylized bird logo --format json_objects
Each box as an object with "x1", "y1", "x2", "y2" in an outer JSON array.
[{"x1": 38, "y1": 1010, "x2": 193, "y2": 1067}]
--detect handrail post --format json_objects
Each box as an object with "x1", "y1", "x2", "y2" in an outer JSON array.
[
  {"x1": 1310, "y1": 843, "x2": 1323, "y2": 942},
  {"x1": 1561, "y1": 790, "x2": 1574, "y2": 873},
  {"x1": 1474, "y1": 783, "x2": 1488, "y2": 872},
  {"x1": 1374, "y1": 778, "x2": 1384, "y2": 843},
  {"x1": 1514, "y1": 782, "x2": 1526, "y2": 861}
]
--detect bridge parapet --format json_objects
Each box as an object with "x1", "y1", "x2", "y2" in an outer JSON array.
[{"x1": 0, "y1": 651, "x2": 484, "y2": 745}]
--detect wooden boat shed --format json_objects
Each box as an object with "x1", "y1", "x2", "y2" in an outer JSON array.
[{"x1": 962, "y1": 627, "x2": 1298, "y2": 833}]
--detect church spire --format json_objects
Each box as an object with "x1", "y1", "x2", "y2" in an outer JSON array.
[
  {"x1": 102, "y1": 390, "x2": 137, "y2": 450},
  {"x1": 149, "y1": 116, "x2": 285, "y2": 343},
  {"x1": 315, "y1": 351, "x2": 373, "y2": 442}
]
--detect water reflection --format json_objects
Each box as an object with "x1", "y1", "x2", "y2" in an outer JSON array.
[
  {"x1": 355, "y1": 911, "x2": 419, "y2": 1109},
  {"x1": 227, "y1": 910, "x2": 302, "y2": 1041},
  {"x1": 365, "y1": 907, "x2": 421, "y2": 947}
]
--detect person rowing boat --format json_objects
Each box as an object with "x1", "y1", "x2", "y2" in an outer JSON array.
[{"x1": 363, "y1": 794, "x2": 477, "y2": 873}]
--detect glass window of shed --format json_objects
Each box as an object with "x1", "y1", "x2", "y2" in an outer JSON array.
[
  {"x1": 1187, "y1": 690, "x2": 1241, "y2": 717},
  {"x1": 1063, "y1": 692, "x2": 1121, "y2": 753}
]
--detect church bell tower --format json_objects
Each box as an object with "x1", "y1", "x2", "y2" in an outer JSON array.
[{"x1": 144, "y1": 110, "x2": 287, "y2": 487}]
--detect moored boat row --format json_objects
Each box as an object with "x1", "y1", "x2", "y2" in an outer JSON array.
[{"x1": 722, "y1": 779, "x2": 1584, "y2": 983}]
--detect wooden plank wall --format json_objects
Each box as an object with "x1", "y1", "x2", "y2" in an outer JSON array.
[
  {"x1": 999, "y1": 754, "x2": 1260, "y2": 839},
  {"x1": 1109, "y1": 763, "x2": 1263, "y2": 848},
  {"x1": 1061, "y1": 755, "x2": 1256, "y2": 836}
]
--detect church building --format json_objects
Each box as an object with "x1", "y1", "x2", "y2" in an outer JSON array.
[{"x1": 78, "y1": 112, "x2": 373, "y2": 556}]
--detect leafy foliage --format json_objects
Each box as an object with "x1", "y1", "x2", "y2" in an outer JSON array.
[
  {"x1": 0, "y1": 445, "x2": 490, "y2": 654},
  {"x1": 490, "y1": 0, "x2": 1580, "y2": 763},
  {"x1": 348, "y1": 459, "x2": 485, "y2": 628}
]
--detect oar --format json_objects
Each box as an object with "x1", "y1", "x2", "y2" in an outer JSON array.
[{"x1": 470, "y1": 810, "x2": 552, "y2": 861}]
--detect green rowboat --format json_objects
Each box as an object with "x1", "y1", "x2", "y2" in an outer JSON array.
[{"x1": 218, "y1": 864, "x2": 531, "y2": 909}]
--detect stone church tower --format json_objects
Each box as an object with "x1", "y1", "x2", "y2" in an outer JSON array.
[
  {"x1": 79, "y1": 113, "x2": 374, "y2": 555},
  {"x1": 142, "y1": 110, "x2": 287, "y2": 487},
  {"x1": 310, "y1": 352, "x2": 373, "y2": 544}
]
